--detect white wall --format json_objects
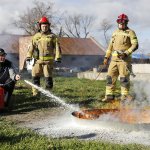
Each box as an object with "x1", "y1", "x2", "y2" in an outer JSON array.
[{"x1": 132, "y1": 64, "x2": 150, "y2": 73}]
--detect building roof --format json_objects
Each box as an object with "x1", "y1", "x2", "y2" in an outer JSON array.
[
  {"x1": 0, "y1": 34, "x2": 105, "y2": 55},
  {"x1": 59, "y1": 37, "x2": 105, "y2": 55}
]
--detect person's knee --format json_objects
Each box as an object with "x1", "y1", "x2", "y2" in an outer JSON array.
[
  {"x1": 106, "y1": 75, "x2": 112, "y2": 85},
  {"x1": 4, "y1": 79, "x2": 15, "y2": 89},
  {"x1": 120, "y1": 77, "x2": 129, "y2": 87}
]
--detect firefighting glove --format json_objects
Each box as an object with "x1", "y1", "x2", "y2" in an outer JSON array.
[
  {"x1": 103, "y1": 57, "x2": 108, "y2": 65},
  {"x1": 118, "y1": 52, "x2": 127, "y2": 59},
  {"x1": 55, "y1": 58, "x2": 61, "y2": 63}
]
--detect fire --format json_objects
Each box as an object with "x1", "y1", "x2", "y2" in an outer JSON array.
[{"x1": 72, "y1": 108, "x2": 150, "y2": 124}]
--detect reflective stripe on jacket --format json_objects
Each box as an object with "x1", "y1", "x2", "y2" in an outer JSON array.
[
  {"x1": 27, "y1": 31, "x2": 61, "y2": 61},
  {"x1": 105, "y1": 28, "x2": 138, "y2": 61}
]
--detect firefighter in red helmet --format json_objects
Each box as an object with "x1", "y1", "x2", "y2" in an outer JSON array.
[
  {"x1": 102, "y1": 13, "x2": 138, "y2": 102},
  {"x1": 26, "y1": 16, "x2": 61, "y2": 96}
]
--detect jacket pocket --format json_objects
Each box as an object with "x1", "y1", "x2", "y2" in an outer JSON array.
[{"x1": 123, "y1": 36, "x2": 130, "y2": 44}]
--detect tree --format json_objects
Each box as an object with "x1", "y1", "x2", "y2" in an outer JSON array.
[
  {"x1": 62, "y1": 14, "x2": 95, "y2": 38},
  {"x1": 14, "y1": 0, "x2": 58, "y2": 35},
  {"x1": 99, "y1": 19, "x2": 113, "y2": 46}
]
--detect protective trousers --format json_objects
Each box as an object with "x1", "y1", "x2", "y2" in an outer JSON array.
[
  {"x1": 32, "y1": 62, "x2": 53, "y2": 96},
  {"x1": 105, "y1": 61, "x2": 131, "y2": 100}
]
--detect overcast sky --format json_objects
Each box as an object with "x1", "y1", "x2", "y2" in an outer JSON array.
[{"x1": 0, "y1": 0, "x2": 150, "y2": 53}]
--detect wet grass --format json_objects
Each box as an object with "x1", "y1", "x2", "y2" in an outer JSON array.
[{"x1": 1, "y1": 76, "x2": 148, "y2": 150}]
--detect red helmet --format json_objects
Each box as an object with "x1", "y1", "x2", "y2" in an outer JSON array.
[
  {"x1": 39, "y1": 16, "x2": 50, "y2": 24},
  {"x1": 117, "y1": 14, "x2": 129, "y2": 24}
]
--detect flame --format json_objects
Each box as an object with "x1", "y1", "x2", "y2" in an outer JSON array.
[{"x1": 72, "y1": 108, "x2": 150, "y2": 124}]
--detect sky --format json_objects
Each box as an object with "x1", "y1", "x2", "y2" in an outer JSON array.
[{"x1": 0, "y1": 0, "x2": 150, "y2": 53}]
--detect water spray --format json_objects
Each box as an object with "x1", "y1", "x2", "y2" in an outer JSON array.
[{"x1": 24, "y1": 80, "x2": 78, "y2": 111}]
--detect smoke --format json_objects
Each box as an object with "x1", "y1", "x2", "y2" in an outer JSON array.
[{"x1": 132, "y1": 80, "x2": 150, "y2": 108}]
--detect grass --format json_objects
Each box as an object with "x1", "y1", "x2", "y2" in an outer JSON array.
[
  {"x1": 53, "y1": 77, "x2": 106, "y2": 107},
  {"x1": 12, "y1": 77, "x2": 121, "y2": 112},
  {"x1": 0, "y1": 118, "x2": 149, "y2": 150},
  {"x1": 1, "y1": 76, "x2": 150, "y2": 150}
]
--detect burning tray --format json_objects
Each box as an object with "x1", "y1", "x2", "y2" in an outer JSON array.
[{"x1": 72, "y1": 108, "x2": 150, "y2": 124}]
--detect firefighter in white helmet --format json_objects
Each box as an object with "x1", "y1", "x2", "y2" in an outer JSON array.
[
  {"x1": 102, "y1": 14, "x2": 138, "y2": 102},
  {"x1": 26, "y1": 16, "x2": 61, "y2": 96}
]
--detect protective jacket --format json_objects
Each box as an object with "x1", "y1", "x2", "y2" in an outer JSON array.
[
  {"x1": 105, "y1": 28, "x2": 138, "y2": 62},
  {"x1": 0, "y1": 59, "x2": 16, "y2": 84},
  {"x1": 27, "y1": 31, "x2": 61, "y2": 62}
]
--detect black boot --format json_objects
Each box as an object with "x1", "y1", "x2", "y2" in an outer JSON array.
[
  {"x1": 32, "y1": 76, "x2": 40, "y2": 86},
  {"x1": 32, "y1": 76, "x2": 40, "y2": 96},
  {"x1": 45, "y1": 77, "x2": 53, "y2": 90}
]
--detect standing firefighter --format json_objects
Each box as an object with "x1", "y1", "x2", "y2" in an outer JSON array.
[
  {"x1": 102, "y1": 14, "x2": 138, "y2": 102},
  {"x1": 26, "y1": 16, "x2": 61, "y2": 96}
]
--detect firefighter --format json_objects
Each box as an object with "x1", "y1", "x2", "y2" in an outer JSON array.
[
  {"x1": 102, "y1": 14, "x2": 138, "y2": 102},
  {"x1": 26, "y1": 16, "x2": 61, "y2": 96},
  {"x1": 0, "y1": 48, "x2": 20, "y2": 107}
]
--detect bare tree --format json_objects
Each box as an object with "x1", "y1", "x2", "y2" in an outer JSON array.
[
  {"x1": 99, "y1": 19, "x2": 113, "y2": 45},
  {"x1": 62, "y1": 14, "x2": 95, "y2": 38},
  {"x1": 14, "y1": 0, "x2": 58, "y2": 35}
]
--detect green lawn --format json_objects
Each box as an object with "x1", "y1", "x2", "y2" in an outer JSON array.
[
  {"x1": 0, "y1": 118, "x2": 149, "y2": 150},
  {"x1": 0, "y1": 77, "x2": 150, "y2": 150}
]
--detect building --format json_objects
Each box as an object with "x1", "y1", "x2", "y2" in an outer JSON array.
[
  {"x1": 0, "y1": 34, "x2": 22, "y2": 70},
  {"x1": 19, "y1": 36, "x2": 105, "y2": 71}
]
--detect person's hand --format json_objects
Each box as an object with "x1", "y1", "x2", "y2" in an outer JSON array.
[
  {"x1": 103, "y1": 57, "x2": 108, "y2": 65},
  {"x1": 118, "y1": 52, "x2": 127, "y2": 59},
  {"x1": 15, "y1": 74, "x2": 21, "y2": 81}
]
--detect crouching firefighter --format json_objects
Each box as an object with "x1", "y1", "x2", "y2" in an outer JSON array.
[
  {"x1": 0, "y1": 48, "x2": 20, "y2": 108},
  {"x1": 102, "y1": 14, "x2": 138, "y2": 102},
  {"x1": 26, "y1": 16, "x2": 61, "y2": 96}
]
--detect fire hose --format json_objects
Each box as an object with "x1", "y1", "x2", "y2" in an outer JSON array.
[{"x1": 95, "y1": 65, "x2": 107, "y2": 80}]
